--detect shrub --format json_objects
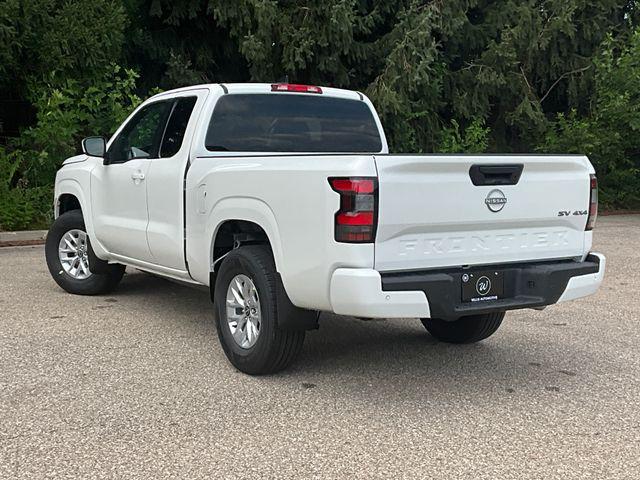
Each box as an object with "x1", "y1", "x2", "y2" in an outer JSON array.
[
  {"x1": 540, "y1": 31, "x2": 640, "y2": 209},
  {"x1": 0, "y1": 148, "x2": 51, "y2": 230},
  {"x1": 0, "y1": 65, "x2": 143, "y2": 231},
  {"x1": 438, "y1": 119, "x2": 490, "y2": 154}
]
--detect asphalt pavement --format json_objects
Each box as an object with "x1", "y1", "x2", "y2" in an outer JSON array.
[{"x1": 1, "y1": 215, "x2": 639, "y2": 479}]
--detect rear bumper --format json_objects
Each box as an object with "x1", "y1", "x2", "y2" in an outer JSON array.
[
  {"x1": 329, "y1": 268, "x2": 430, "y2": 318},
  {"x1": 329, "y1": 253, "x2": 605, "y2": 319},
  {"x1": 557, "y1": 253, "x2": 606, "y2": 303}
]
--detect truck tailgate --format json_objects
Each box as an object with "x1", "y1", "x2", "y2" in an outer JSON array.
[{"x1": 374, "y1": 155, "x2": 591, "y2": 272}]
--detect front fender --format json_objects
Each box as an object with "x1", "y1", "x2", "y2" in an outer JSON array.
[{"x1": 55, "y1": 170, "x2": 108, "y2": 260}]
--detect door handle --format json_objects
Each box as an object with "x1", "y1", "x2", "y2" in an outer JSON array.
[{"x1": 131, "y1": 170, "x2": 145, "y2": 182}]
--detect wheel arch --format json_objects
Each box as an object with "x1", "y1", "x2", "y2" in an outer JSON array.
[
  {"x1": 54, "y1": 179, "x2": 87, "y2": 219},
  {"x1": 206, "y1": 198, "x2": 285, "y2": 277},
  {"x1": 57, "y1": 193, "x2": 82, "y2": 216},
  {"x1": 212, "y1": 220, "x2": 270, "y2": 261}
]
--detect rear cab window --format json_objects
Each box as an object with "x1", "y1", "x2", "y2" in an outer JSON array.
[
  {"x1": 205, "y1": 94, "x2": 383, "y2": 153},
  {"x1": 161, "y1": 96, "x2": 197, "y2": 158}
]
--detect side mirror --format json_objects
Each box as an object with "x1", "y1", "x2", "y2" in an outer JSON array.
[{"x1": 81, "y1": 137, "x2": 106, "y2": 158}]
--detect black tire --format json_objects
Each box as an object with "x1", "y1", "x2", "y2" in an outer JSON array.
[
  {"x1": 214, "y1": 245, "x2": 305, "y2": 375},
  {"x1": 421, "y1": 312, "x2": 505, "y2": 344},
  {"x1": 45, "y1": 210, "x2": 125, "y2": 295}
]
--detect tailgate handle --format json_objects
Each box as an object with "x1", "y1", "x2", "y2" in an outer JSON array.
[{"x1": 469, "y1": 164, "x2": 523, "y2": 186}]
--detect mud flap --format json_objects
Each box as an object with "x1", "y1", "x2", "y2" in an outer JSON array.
[
  {"x1": 275, "y1": 273, "x2": 319, "y2": 331},
  {"x1": 86, "y1": 237, "x2": 112, "y2": 274}
]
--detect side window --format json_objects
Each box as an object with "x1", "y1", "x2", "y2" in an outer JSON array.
[
  {"x1": 107, "y1": 101, "x2": 172, "y2": 163},
  {"x1": 160, "y1": 97, "x2": 197, "y2": 158}
]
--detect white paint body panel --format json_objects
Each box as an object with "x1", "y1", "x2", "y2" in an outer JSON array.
[
  {"x1": 52, "y1": 82, "x2": 604, "y2": 318},
  {"x1": 185, "y1": 154, "x2": 377, "y2": 310},
  {"x1": 91, "y1": 157, "x2": 153, "y2": 261}
]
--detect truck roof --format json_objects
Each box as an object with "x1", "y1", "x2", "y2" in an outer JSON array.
[{"x1": 150, "y1": 83, "x2": 363, "y2": 102}]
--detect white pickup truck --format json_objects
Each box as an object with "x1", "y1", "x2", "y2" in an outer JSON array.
[{"x1": 45, "y1": 83, "x2": 605, "y2": 374}]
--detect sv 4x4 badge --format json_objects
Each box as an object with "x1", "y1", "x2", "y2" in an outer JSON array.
[{"x1": 558, "y1": 210, "x2": 588, "y2": 217}]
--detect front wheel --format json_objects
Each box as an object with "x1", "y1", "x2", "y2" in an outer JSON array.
[
  {"x1": 214, "y1": 245, "x2": 305, "y2": 375},
  {"x1": 421, "y1": 312, "x2": 505, "y2": 344},
  {"x1": 45, "y1": 210, "x2": 125, "y2": 295}
]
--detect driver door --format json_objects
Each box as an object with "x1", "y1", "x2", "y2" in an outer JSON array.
[{"x1": 91, "y1": 100, "x2": 172, "y2": 262}]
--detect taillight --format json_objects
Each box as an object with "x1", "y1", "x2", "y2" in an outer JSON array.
[
  {"x1": 271, "y1": 83, "x2": 323, "y2": 94},
  {"x1": 586, "y1": 174, "x2": 598, "y2": 231},
  {"x1": 329, "y1": 177, "x2": 378, "y2": 243}
]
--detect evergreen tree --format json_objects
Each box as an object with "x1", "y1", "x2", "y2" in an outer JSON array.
[{"x1": 2, "y1": 0, "x2": 640, "y2": 230}]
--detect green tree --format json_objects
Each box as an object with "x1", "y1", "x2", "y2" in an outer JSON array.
[
  {"x1": 0, "y1": 0, "x2": 127, "y2": 101},
  {"x1": 2, "y1": 0, "x2": 640, "y2": 229},
  {"x1": 540, "y1": 30, "x2": 640, "y2": 209},
  {"x1": 0, "y1": 0, "x2": 133, "y2": 229},
  {"x1": 131, "y1": 0, "x2": 635, "y2": 154},
  {"x1": 368, "y1": 0, "x2": 633, "y2": 152},
  {"x1": 0, "y1": 66, "x2": 143, "y2": 230}
]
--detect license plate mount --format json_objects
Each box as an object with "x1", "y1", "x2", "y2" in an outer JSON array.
[{"x1": 461, "y1": 270, "x2": 504, "y2": 303}]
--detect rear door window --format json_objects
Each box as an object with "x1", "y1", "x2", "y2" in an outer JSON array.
[
  {"x1": 160, "y1": 96, "x2": 197, "y2": 158},
  {"x1": 205, "y1": 94, "x2": 382, "y2": 153}
]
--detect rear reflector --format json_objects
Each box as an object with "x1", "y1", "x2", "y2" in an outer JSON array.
[
  {"x1": 336, "y1": 212, "x2": 374, "y2": 226},
  {"x1": 586, "y1": 174, "x2": 598, "y2": 231},
  {"x1": 271, "y1": 84, "x2": 323, "y2": 94},
  {"x1": 329, "y1": 177, "x2": 378, "y2": 243}
]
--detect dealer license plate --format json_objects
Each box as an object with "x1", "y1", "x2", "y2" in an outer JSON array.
[{"x1": 461, "y1": 270, "x2": 504, "y2": 303}]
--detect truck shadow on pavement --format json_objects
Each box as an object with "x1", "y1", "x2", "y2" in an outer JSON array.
[{"x1": 106, "y1": 270, "x2": 595, "y2": 401}]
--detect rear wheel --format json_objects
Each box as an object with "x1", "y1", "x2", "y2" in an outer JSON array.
[
  {"x1": 421, "y1": 312, "x2": 505, "y2": 344},
  {"x1": 45, "y1": 210, "x2": 125, "y2": 295},
  {"x1": 214, "y1": 245, "x2": 305, "y2": 375}
]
